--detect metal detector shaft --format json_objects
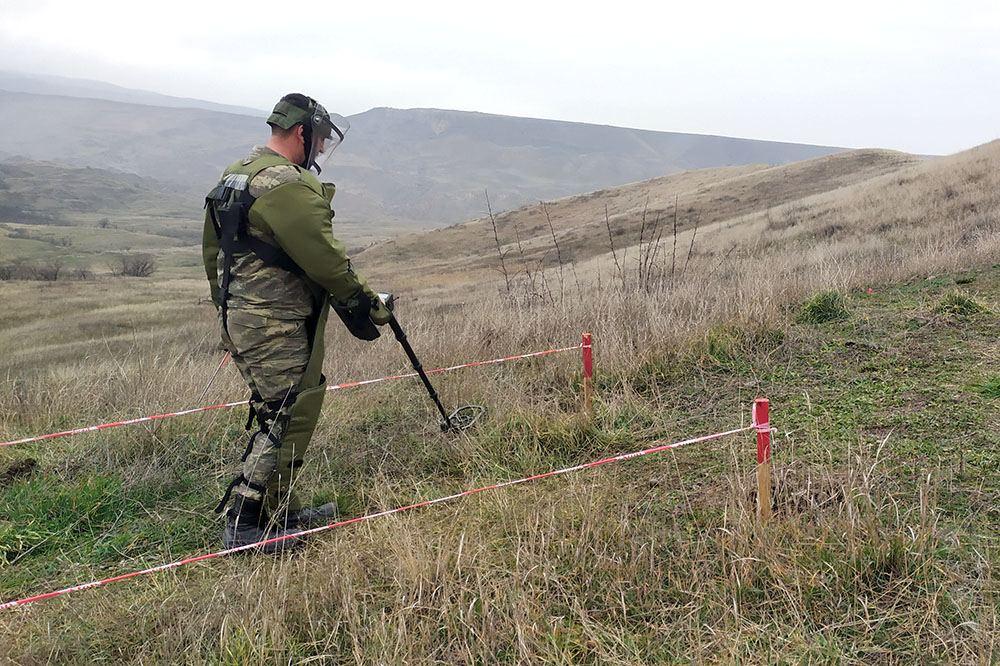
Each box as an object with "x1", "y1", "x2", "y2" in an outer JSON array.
[{"x1": 387, "y1": 314, "x2": 453, "y2": 430}]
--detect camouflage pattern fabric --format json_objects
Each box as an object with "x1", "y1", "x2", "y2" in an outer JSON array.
[
  {"x1": 220, "y1": 308, "x2": 322, "y2": 514},
  {"x1": 217, "y1": 149, "x2": 314, "y2": 319},
  {"x1": 204, "y1": 145, "x2": 347, "y2": 516},
  {"x1": 248, "y1": 162, "x2": 300, "y2": 198}
]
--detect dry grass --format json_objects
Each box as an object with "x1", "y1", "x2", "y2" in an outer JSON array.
[
  {"x1": 0, "y1": 141, "x2": 998, "y2": 663},
  {"x1": 358, "y1": 148, "x2": 924, "y2": 299}
]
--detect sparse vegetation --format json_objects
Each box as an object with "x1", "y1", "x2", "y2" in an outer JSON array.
[
  {"x1": 0, "y1": 262, "x2": 104, "y2": 281},
  {"x1": 0, "y1": 261, "x2": 89, "y2": 282},
  {"x1": 0, "y1": 141, "x2": 998, "y2": 662}
]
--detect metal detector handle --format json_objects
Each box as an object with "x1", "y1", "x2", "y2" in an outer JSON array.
[{"x1": 388, "y1": 314, "x2": 454, "y2": 431}]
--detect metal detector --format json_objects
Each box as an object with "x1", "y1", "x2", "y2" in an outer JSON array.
[{"x1": 381, "y1": 299, "x2": 484, "y2": 432}]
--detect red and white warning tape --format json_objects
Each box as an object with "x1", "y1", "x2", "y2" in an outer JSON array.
[
  {"x1": 0, "y1": 423, "x2": 752, "y2": 612},
  {"x1": 0, "y1": 343, "x2": 583, "y2": 449}
]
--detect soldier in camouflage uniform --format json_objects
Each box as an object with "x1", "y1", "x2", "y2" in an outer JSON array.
[{"x1": 203, "y1": 93, "x2": 391, "y2": 551}]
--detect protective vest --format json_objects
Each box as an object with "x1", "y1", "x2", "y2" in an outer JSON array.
[{"x1": 204, "y1": 154, "x2": 306, "y2": 327}]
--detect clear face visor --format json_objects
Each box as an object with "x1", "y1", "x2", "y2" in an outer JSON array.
[{"x1": 309, "y1": 113, "x2": 350, "y2": 173}]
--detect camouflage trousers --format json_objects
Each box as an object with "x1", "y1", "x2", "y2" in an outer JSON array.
[{"x1": 221, "y1": 308, "x2": 328, "y2": 516}]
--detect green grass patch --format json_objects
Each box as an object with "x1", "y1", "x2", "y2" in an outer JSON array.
[
  {"x1": 977, "y1": 375, "x2": 1000, "y2": 399},
  {"x1": 0, "y1": 469, "x2": 210, "y2": 595},
  {"x1": 0, "y1": 475, "x2": 127, "y2": 565},
  {"x1": 934, "y1": 289, "x2": 989, "y2": 316},
  {"x1": 702, "y1": 323, "x2": 785, "y2": 370},
  {"x1": 796, "y1": 290, "x2": 850, "y2": 324}
]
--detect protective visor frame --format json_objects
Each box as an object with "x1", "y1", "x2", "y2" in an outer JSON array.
[{"x1": 310, "y1": 113, "x2": 349, "y2": 174}]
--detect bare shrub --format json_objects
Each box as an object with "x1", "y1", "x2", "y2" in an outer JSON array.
[
  {"x1": 768, "y1": 204, "x2": 807, "y2": 231},
  {"x1": 116, "y1": 254, "x2": 157, "y2": 278},
  {"x1": 26, "y1": 262, "x2": 63, "y2": 281},
  {"x1": 815, "y1": 223, "x2": 845, "y2": 238}
]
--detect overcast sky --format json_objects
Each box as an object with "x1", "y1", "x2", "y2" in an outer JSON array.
[{"x1": 1, "y1": 0, "x2": 997, "y2": 154}]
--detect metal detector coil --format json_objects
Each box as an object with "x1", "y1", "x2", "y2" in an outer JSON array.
[
  {"x1": 386, "y1": 311, "x2": 486, "y2": 433},
  {"x1": 444, "y1": 405, "x2": 485, "y2": 432}
]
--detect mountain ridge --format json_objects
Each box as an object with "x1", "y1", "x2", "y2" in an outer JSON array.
[
  {"x1": 0, "y1": 75, "x2": 848, "y2": 229},
  {"x1": 0, "y1": 70, "x2": 265, "y2": 117}
]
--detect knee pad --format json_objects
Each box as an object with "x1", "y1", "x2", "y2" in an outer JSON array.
[{"x1": 215, "y1": 393, "x2": 297, "y2": 514}]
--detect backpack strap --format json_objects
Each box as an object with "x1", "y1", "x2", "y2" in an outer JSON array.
[{"x1": 204, "y1": 156, "x2": 306, "y2": 327}]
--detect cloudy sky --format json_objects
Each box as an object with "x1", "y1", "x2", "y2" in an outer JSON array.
[{"x1": 1, "y1": 0, "x2": 997, "y2": 154}]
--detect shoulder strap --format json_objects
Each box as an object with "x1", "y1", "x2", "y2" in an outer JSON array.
[
  {"x1": 240, "y1": 235, "x2": 303, "y2": 274},
  {"x1": 239, "y1": 155, "x2": 305, "y2": 275},
  {"x1": 205, "y1": 156, "x2": 306, "y2": 281}
]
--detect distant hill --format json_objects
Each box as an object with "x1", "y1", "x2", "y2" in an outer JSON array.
[
  {"x1": 338, "y1": 107, "x2": 845, "y2": 225},
  {"x1": 0, "y1": 158, "x2": 202, "y2": 270},
  {"x1": 0, "y1": 157, "x2": 189, "y2": 218},
  {"x1": 0, "y1": 77, "x2": 847, "y2": 229},
  {"x1": 0, "y1": 157, "x2": 418, "y2": 267},
  {"x1": 0, "y1": 91, "x2": 261, "y2": 199},
  {"x1": 0, "y1": 70, "x2": 263, "y2": 116}
]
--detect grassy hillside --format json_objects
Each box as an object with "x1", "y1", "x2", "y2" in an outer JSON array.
[
  {"x1": 0, "y1": 157, "x2": 189, "y2": 215},
  {"x1": 359, "y1": 148, "x2": 924, "y2": 300},
  {"x1": 0, "y1": 139, "x2": 996, "y2": 661},
  {"x1": 0, "y1": 158, "x2": 198, "y2": 272},
  {"x1": 0, "y1": 272, "x2": 995, "y2": 663},
  {"x1": 0, "y1": 143, "x2": 899, "y2": 276}
]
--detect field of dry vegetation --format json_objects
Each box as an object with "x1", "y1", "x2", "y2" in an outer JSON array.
[{"x1": 0, "y1": 141, "x2": 997, "y2": 663}]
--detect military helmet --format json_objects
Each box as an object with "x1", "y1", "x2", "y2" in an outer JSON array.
[{"x1": 267, "y1": 94, "x2": 349, "y2": 174}]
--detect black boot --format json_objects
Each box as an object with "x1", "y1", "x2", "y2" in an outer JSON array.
[
  {"x1": 284, "y1": 502, "x2": 339, "y2": 530},
  {"x1": 223, "y1": 495, "x2": 304, "y2": 554}
]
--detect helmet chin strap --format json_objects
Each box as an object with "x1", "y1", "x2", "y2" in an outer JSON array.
[
  {"x1": 300, "y1": 125, "x2": 327, "y2": 175},
  {"x1": 299, "y1": 124, "x2": 315, "y2": 172}
]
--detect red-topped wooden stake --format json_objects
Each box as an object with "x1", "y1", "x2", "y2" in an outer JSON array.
[
  {"x1": 753, "y1": 398, "x2": 772, "y2": 521},
  {"x1": 582, "y1": 332, "x2": 594, "y2": 417}
]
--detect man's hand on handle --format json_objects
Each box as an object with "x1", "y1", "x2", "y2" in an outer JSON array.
[{"x1": 370, "y1": 292, "x2": 394, "y2": 325}]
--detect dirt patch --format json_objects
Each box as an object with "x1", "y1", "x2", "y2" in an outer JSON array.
[
  {"x1": 765, "y1": 465, "x2": 848, "y2": 517},
  {"x1": 1, "y1": 457, "x2": 38, "y2": 485}
]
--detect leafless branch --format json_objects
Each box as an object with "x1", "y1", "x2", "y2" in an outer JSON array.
[
  {"x1": 681, "y1": 210, "x2": 700, "y2": 281},
  {"x1": 485, "y1": 190, "x2": 511, "y2": 296},
  {"x1": 605, "y1": 204, "x2": 625, "y2": 290},
  {"x1": 540, "y1": 201, "x2": 565, "y2": 301},
  {"x1": 670, "y1": 194, "x2": 679, "y2": 286}
]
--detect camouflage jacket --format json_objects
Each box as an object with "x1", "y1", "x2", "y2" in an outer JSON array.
[{"x1": 202, "y1": 146, "x2": 373, "y2": 319}]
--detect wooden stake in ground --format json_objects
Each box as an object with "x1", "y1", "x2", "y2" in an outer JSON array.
[
  {"x1": 754, "y1": 398, "x2": 772, "y2": 521},
  {"x1": 582, "y1": 332, "x2": 594, "y2": 417}
]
